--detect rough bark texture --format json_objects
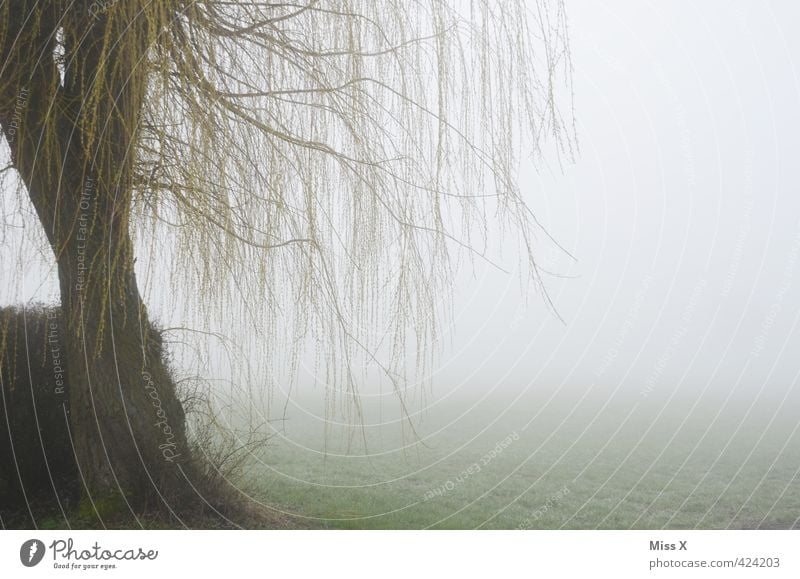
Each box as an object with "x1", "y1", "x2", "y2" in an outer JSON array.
[
  {"x1": 0, "y1": 306, "x2": 77, "y2": 522},
  {"x1": 0, "y1": 2, "x2": 193, "y2": 517}
]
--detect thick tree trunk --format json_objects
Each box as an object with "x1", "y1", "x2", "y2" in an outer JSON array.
[
  {"x1": 0, "y1": 2, "x2": 196, "y2": 518},
  {"x1": 56, "y1": 209, "x2": 191, "y2": 514}
]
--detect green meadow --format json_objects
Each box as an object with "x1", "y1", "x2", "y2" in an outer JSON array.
[{"x1": 237, "y1": 390, "x2": 800, "y2": 529}]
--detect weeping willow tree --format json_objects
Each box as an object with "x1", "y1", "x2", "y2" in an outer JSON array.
[{"x1": 0, "y1": 0, "x2": 572, "y2": 518}]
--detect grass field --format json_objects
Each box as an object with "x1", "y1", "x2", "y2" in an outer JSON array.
[{"x1": 236, "y1": 388, "x2": 800, "y2": 529}]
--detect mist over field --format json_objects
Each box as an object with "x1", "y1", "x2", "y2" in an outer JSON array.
[
  {"x1": 2, "y1": 1, "x2": 799, "y2": 529},
  {"x1": 187, "y1": 2, "x2": 800, "y2": 528}
]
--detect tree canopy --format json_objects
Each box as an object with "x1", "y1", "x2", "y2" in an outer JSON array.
[{"x1": 1, "y1": 0, "x2": 573, "y2": 433}]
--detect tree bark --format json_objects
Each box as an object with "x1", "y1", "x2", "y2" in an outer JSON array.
[
  {"x1": 1, "y1": 2, "x2": 193, "y2": 517},
  {"x1": 55, "y1": 190, "x2": 191, "y2": 514}
]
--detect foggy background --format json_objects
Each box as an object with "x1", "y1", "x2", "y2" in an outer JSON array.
[
  {"x1": 2, "y1": 1, "x2": 799, "y2": 443},
  {"x1": 411, "y1": 0, "x2": 800, "y2": 407}
]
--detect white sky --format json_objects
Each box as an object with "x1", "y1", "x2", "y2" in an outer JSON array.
[{"x1": 423, "y1": 0, "x2": 800, "y2": 403}]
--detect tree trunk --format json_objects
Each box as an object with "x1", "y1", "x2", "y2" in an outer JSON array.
[
  {"x1": 0, "y1": 2, "x2": 195, "y2": 518},
  {"x1": 55, "y1": 190, "x2": 191, "y2": 515}
]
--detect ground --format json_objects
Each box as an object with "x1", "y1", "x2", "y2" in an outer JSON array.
[
  {"x1": 3, "y1": 388, "x2": 797, "y2": 529},
  {"x1": 242, "y1": 391, "x2": 800, "y2": 529}
]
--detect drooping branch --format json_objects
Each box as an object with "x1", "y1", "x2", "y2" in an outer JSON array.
[{"x1": 2, "y1": 0, "x2": 574, "y2": 419}]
